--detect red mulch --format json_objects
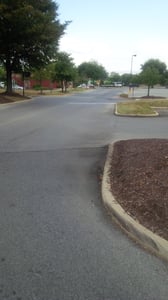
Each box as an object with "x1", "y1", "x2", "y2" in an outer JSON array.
[{"x1": 109, "y1": 139, "x2": 168, "y2": 240}]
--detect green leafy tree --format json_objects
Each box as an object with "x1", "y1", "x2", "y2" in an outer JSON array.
[
  {"x1": 109, "y1": 72, "x2": 121, "y2": 83},
  {"x1": 0, "y1": 0, "x2": 69, "y2": 94},
  {"x1": 140, "y1": 66, "x2": 160, "y2": 96},
  {"x1": 139, "y1": 58, "x2": 168, "y2": 96},
  {"x1": 53, "y1": 52, "x2": 77, "y2": 92},
  {"x1": 121, "y1": 73, "x2": 132, "y2": 86},
  {"x1": 32, "y1": 63, "x2": 56, "y2": 92},
  {"x1": 141, "y1": 59, "x2": 167, "y2": 75},
  {"x1": 163, "y1": 70, "x2": 168, "y2": 87},
  {"x1": 78, "y1": 61, "x2": 108, "y2": 84},
  {"x1": 31, "y1": 65, "x2": 52, "y2": 93},
  {"x1": 0, "y1": 65, "x2": 6, "y2": 82}
]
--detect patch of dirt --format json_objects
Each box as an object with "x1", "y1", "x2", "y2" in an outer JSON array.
[
  {"x1": 109, "y1": 139, "x2": 168, "y2": 240},
  {"x1": 140, "y1": 96, "x2": 166, "y2": 99},
  {"x1": 0, "y1": 92, "x2": 29, "y2": 103},
  {"x1": 130, "y1": 96, "x2": 166, "y2": 100}
]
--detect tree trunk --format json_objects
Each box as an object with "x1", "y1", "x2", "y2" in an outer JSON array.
[
  {"x1": 147, "y1": 85, "x2": 150, "y2": 97},
  {"x1": 65, "y1": 80, "x2": 67, "y2": 92},
  {"x1": 6, "y1": 60, "x2": 13, "y2": 94},
  {"x1": 39, "y1": 76, "x2": 43, "y2": 95},
  {"x1": 61, "y1": 80, "x2": 66, "y2": 92},
  {"x1": 61, "y1": 80, "x2": 64, "y2": 92}
]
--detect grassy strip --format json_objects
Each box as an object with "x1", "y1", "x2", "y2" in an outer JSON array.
[
  {"x1": 117, "y1": 99, "x2": 168, "y2": 115},
  {"x1": 0, "y1": 87, "x2": 87, "y2": 104},
  {"x1": 25, "y1": 87, "x2": 86, "y2": 96}
]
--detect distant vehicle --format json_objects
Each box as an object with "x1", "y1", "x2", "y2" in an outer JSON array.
[
  {"x1": 87, "y1": 84, "x2": 95, "y2": 89},
  {"x1": 13, "y1": 84, "x2": 23, "y2": 90},
  {"x1": 0, "y1": 81, "x2": 5, "y2": 88},
  {"x1": 77, "y1": 83, "x2": 87, "y2": 88},
  {"x1": 113, "y1": 82, "x2": 123, "y2": 87},
  {"x1": 129, "y1": 83, "x2": 139, "y2": 88}
]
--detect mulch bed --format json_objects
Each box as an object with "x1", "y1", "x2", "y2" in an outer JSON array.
[
  {"x1": 140, "y1": 96, "x2": 166, "y2": 99},
  {"x1": 109, "y1": 139, "x2": 168, "y2": 240}
]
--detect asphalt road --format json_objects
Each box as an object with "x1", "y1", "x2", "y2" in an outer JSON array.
[{"x1": 0, "y1": 88, "x2": 168, "y2": 300}]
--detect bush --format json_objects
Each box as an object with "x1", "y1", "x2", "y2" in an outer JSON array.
[
  {"x1": 33, "y1": 85, "x2": 50, "y2": 90},
  {"x1": 33, "y1": 85, "x2": 42, "y2": 90},
  {"x1": 120, "y1": 93, "x2": 128, "y2": 98}
]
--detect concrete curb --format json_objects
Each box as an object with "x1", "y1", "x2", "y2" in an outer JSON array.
[
  {"x1": 102, "y1": 142, "x2": 168, "y2": 262},
  {"x1": 0, "y1": 98, "x2": 32, "y2": 107},
  {"x1": 114, "y1": 103, "x2": 159, "y2": 117}
]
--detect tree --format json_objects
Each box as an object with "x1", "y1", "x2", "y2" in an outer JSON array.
[
  {"x1": 140, "y1": 66, "x2": 160, "y2": 96},
  {"x1": 109, "y1": 72, "x2": 121, "y2": 83},
  {"x1": 139, "y1": 59, "x2": 167, "y2": 96},
  {"x1": 78, "y1": 61, "x2": 108, "y2": 84},
  {"x1": 0, "y1": 65, "x2": 6, "y2": 82},
  {"x1": 0, "y1": 0, "x2": 69, "y2": 94},
  {"x1": 141, "y1": 59, "x2": 167, "y2": 76},
  {"x1": 163, "y1": 70, "x2": 168, "y2": 87},
  {"x1": 31, "y1": 64, "x2": 54, "y2": 94},
  {"x1": 121, "y1": 73, "x2": 132, "y2": 86},
  {"x1": 53, "y1": 52, "x2": 77, "y2": 92}
]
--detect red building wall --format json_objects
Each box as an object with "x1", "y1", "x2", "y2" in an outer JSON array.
[{"x1": 12, "y1": 74, "x2": 58, "y2": 89}]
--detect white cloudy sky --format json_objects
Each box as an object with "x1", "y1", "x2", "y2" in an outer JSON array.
[{"x1": 58, "y1": 0, "x2": 168, "y2": 74}]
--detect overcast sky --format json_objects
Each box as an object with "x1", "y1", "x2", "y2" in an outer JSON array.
[{"x1": 58, "y1": 0, "x2": 168, "y2": 74}]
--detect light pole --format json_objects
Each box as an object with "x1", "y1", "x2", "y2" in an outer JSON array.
[
  {"x1": 22, "y1": 59, "x2": 25, "y2": 97},
  {"x1": 130, "y1": 54, "x2": 136, "y2": 75},
  {"x1": 129, "y1": 54, "x2": 137, "y2": 97}
]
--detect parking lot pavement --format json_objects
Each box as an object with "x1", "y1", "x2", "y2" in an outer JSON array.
[{"x1": 128, "y1": 87, "x2": 168, "y2": 98}]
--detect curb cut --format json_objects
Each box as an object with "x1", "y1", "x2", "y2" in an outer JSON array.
[{"x1": 102, "y1": 142, "x2": 168, "y2": 262}]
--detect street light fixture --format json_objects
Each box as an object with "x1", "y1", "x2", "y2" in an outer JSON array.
[
  {"x1": 129, "y1": 54, "x2": 137, "y2": 97},
  {"x1": 130, "y1": 54, "x2": 136, "y2": 75}
]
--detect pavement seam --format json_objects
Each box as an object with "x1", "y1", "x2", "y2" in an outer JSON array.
[{"x1": 102, "y1": 142, "x2": 168, "y2": 262}]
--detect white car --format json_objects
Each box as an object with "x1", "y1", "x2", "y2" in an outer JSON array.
[
  {"x1": 87, "y1": 84, "x2": 95, "y2": 89},
  {"x1": 77, "y1": 83, "x2": 87, "y2": 88},
  {"x1": 13, "y1": 84, "x2": 23, "y2": 90},
  {"x1": 113, "y1": 82, "x2": 123, "y2": 87},
  {"x1": 0, "y1": 81, "x2": 5, "y2": 88}
]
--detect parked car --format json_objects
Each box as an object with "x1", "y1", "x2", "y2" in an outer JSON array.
[
  {"x1": 87, "y1": 84, "x2": 95, "y2": 89},
  {"x1": 13, "y1": 84, "x2": 23, "y2": 90},
  {"x1": 77, "y1": 83, "x2": 87, "y2": 88},
  {"x1": 113, "y1": 82, "x2": 123, "y2": 87},
  {"x1": 129, "y1": 83, "x2": 139, "y2": 88},
  {"x1": 0, "y1": 81, "x2": 5, "y2": 88}
]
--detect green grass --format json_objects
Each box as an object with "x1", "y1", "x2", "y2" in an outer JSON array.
[
  {"x1": 145, "y1": 99, "x2": 168, "y2": 107},
  {"x1": 0, "y1": 86, "x2": 87, "y2": 100},
  {"x1": 117, "y1": 99, "x2": 168, "y2": 115}
]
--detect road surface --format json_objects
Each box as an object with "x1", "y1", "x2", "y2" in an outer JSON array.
[{"x1": 0, "y1": 87, "x2": 168, "y2": 300}]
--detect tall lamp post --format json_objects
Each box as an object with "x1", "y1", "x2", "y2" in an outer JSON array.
[
  {"x1": 130, "y1": 54, "x2": 136, "y2": 75},
  {"x1": 129, "y1": 54, "x2": 137, "y2": 97},
  {"x1": 21, "y1": 58, "x2": 25, "y2": 97}
]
